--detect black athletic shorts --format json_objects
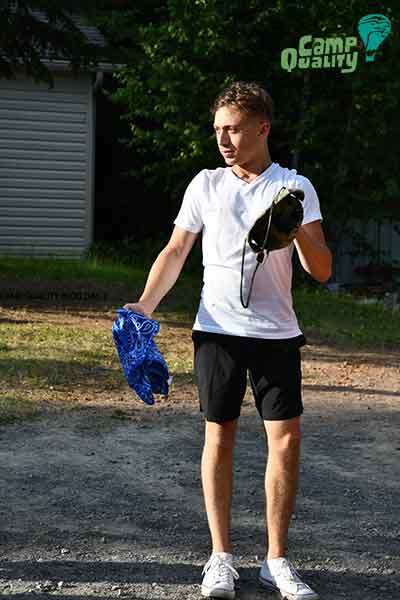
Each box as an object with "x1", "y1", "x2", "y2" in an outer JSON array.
[{"x1": 192, "y1": 330, "x2": 306, "y2": 423}]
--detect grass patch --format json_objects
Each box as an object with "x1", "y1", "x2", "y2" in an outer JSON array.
[
  {"x1": 0, "y1": 256, "x2": 146, "y2": 286},
  {"x1": 294, "y1": 287, "x2": 400, "y2": 347},
  {"x1": 1, "y1": 255, "x2": 399, "y2": 347},
  {"x1": 0, "y1": 395, "x2": 40, "y2": 424},
  {"x1": 0, "y1": 255, "x2": 202, "y2": 310},
  {"x1": 0, "y1": 286, "x2": 399, "y2": 424},
  {"x1": 1, "y1": 255, "x2": 400, "y2": 424},
  {"x1": 0, "y1": 305, "x2": 196, "y2": 423},
  {"x1": 0, "y1": 238, "x2": 203, "y2": 287},
  {"x1": 0, "y1": 318, "x2": 120, "y2": 389}
]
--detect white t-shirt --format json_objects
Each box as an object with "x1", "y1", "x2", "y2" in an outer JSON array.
[{"x1": 174, "y1": 162, "x2": 322, "y2": 339}]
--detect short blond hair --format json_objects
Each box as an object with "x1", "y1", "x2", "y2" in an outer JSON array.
[{"x1": 211, "y1": 81, "x2": 273, "y2": 122}]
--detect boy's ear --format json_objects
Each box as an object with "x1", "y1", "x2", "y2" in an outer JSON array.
[{"x1": 259, "y1": 120, "x2": 271, "y2": 135}]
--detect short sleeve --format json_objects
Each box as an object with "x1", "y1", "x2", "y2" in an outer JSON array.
[
  {"x1": 173, "y1": 170, "x2": 206, "y2": 234},
  {"x1": 296, "y1": 176, "x2": 323, "y2": 225}
]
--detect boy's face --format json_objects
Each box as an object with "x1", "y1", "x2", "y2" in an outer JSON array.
[{"x1": 213, "y1": 105, "x2": 270, "y2": 167}]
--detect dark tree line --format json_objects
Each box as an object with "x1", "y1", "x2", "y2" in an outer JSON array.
[
  {"x1": 1, "y1": 1, "x2": 399, "y2": 262},
  {"x1": 104, "y1": 0, "x2": 399, "y2": 251}
]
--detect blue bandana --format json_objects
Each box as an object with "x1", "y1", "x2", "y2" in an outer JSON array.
[{"x1": 112, "y1": 309, "x2": 170, "y2": 405}]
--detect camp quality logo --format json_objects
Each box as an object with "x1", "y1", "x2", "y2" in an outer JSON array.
[
  {"x1": 281, "y1": 35, "x2": 358, "y2": 74},
  {"x1": 281, "y1": 13, "x2": 391, "y2": 74}
]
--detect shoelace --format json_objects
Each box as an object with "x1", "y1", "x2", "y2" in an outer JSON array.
[{"x1": 202, "y1": 555, "x2": 239, "y2": 585}]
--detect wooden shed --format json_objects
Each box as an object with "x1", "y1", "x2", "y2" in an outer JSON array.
[{"x1": 0, "y1": 24, "x2": 115, "y2": 258}]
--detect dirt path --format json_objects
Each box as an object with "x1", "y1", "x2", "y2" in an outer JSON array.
[{"x1": 0, "y1": 312, "x2": 399, "y2": 599}]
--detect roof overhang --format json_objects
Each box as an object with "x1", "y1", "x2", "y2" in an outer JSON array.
[{"x1": 42, "y1": 59, "x2": 122, "y2": 73}]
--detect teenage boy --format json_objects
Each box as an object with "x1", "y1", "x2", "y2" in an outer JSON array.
[{"x1": 124, "y1": 81, "x2": 332, "y2": 599}]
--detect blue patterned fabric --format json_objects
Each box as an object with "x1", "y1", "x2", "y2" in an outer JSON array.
[{"x1": 112, "y1": 309, "x2": 170, "y2": 405}]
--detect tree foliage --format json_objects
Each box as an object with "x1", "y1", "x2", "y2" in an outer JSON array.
[
  {"x1": 2, "y1": 1, "x2": 398, "y2": 255},
  {"x1": 107, "y1": 0, "x2": 399, "y2": 248}
]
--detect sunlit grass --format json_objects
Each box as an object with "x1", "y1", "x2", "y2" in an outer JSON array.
[
  {"x1": 294, "y1": 288, "x2": 400, "y2": 347},
  {"x1": 0, "y1": 318, "x2": 120, "y2": 389},
  {"x1": 1, "y1": 256, "x2": 399, "y2": 423},
  {"x1": 0, "y1": 306, "x2": 195, "y2": 422}
]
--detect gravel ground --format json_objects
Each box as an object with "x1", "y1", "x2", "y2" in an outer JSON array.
[{"x1": 0, "y1": 344, "x2": 399, "y2": 600}]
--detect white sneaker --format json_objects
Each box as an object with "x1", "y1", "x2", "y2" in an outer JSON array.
[
  {"x1": 201, "y1": 552, "x2": 239, "y2": 599},
  {"x1": 259, "y1": 557, "x2": 318, "y2": 599}
]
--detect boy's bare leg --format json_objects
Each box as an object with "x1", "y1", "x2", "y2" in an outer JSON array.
[
  {"x1": 201, "y1": 419, "x2": 238, "y2": 553},
  {"x1": 263, "y1": 416, "x2": 301, "y2": 558}
]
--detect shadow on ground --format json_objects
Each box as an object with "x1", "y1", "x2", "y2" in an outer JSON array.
[{"x1": 0, "y1": 389, "x2": 398, "y2": 599}]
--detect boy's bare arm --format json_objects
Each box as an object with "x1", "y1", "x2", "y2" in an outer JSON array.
[
  {"x1": 294, "y1": 220, "x2": 332, "y2": 283},
  {"x1": 123, "y1": 226, "x2": 200, "y2": 317}
]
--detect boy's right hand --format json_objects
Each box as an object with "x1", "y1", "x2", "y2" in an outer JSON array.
[{"x1": 122, "y1": 302, "x2": 152, "y2": 319}]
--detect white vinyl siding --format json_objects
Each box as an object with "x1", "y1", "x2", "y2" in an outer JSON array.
[{"x1": 0, "y1": 74, "x2": 94, "y2": 257}]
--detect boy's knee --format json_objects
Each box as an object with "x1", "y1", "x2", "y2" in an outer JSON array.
[
  {"x1": 204, "y1": 419, "x2": 238, "y2": 450},
  {"x1": 268, "y1": 426, "x2": 302, "y2": 455}
]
